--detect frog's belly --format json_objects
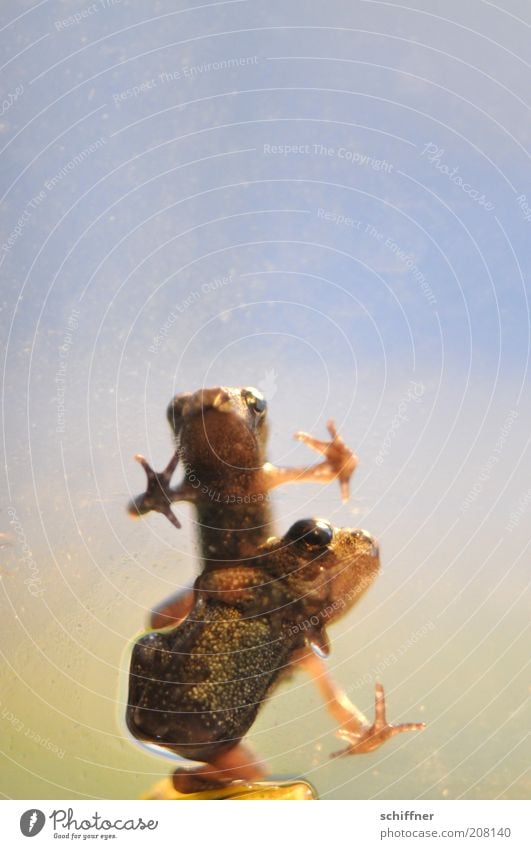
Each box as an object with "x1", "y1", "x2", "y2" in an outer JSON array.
[
  {"x1": 129, "y1": 674, "x2": 273, "y2": 761},
  {"x1": 127, "y1": 609, "x2": 293, "y2": 760}
]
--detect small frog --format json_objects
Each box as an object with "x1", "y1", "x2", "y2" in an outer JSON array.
[
  {"x1": 126, "y1": 386, "x2": 424, "y2": 791},
  {"x1": 128, "y1": 386, "x2": 355, "y2": 562}
]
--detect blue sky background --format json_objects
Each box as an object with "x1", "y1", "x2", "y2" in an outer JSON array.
[{"x1": 1, "y1": 0, "x2": 529, "y2": 800}]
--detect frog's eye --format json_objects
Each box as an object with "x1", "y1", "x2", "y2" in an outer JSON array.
[
  {"x1": 285, "y1": 519, "x2": 334, "y2": 548},
  {"x1": 242, "y1": 387, "x2": 267, "y2": 415}
]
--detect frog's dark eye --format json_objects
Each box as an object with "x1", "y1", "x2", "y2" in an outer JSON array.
[
  {"x1": 242, "y1": 387, "x2": 267, "y2": 415},
  {"x1": 285, "y1": 519, "x2": 334, "y2": 548}
]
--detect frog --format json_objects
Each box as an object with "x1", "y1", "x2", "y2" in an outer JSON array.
[{"x1": 126, "y1": 386, "x2": 424, "y2": 791}]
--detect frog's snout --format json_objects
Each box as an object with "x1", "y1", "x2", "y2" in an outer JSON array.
[
  {"x1": 351, "y1": 528, "x2": 379, "y2": 558},
  {"x1": 167, "y1": 388, "x2": 232, "y2": 427}
]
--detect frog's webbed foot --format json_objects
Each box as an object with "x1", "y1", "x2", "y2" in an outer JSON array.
[
  {"x1": 332, "y1": 683, "x2": 425, "y2": 757},
  {"x1": 264, "y1": 419, "x2": 357, "y2": 500},
  {"x1": 295, "y1": 419, "x2": 358, "y2": 501},
  {"x1": 127, "y1": 452, "x2": 187, "y2": 529}
]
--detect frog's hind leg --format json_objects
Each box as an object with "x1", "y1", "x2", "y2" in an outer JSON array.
[
  {"x1": 171, "y1": 743, "x2": 267, "y2": 794},
  {"x1": 295, "y1": 650, "x2": 425, "y2": 756}
]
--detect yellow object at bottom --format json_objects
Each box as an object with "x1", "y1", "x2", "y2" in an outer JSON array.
[{"x1": 142, "y1": 776, "x2": 317, "y2": 800}]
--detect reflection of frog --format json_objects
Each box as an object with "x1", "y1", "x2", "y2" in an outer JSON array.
[{"x1": 127, "y1": 387, "x2": 424, "y2": 791}]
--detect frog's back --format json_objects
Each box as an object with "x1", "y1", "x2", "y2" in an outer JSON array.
[{"x1": 127, "y1": 601, "x2": 294, "y2": 761}]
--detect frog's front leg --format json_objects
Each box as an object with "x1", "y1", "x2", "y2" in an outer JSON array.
[
  {"x1": 296, "y1": 651, "x2": 425, "y2": 756},
  {"x1": 127, "y1": 451, "x2": 197, "y2": 529},
  {"x1": 263, "y1": 420, "x2": 357, "y2": 502}
]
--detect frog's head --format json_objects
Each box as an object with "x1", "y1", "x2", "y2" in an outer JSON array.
[
  {"x1": 276, "y1": 519, "x2": 380, "y2": 656},
  {"x1": 167, "y1": 386, "x2": 268, "y2": 473}
]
